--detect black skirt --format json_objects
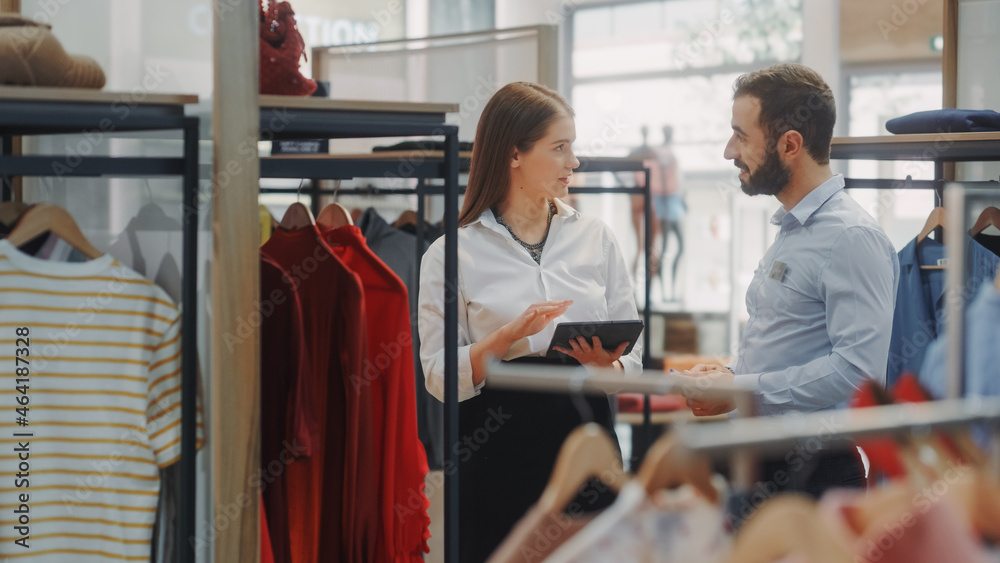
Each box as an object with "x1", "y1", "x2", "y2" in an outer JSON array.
[{"x1": 456, "y1": 357, "x2": 620, "y2": 562}]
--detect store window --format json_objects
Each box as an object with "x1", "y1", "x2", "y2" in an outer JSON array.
[
  {"x1": 567, "y1": 0, "x2": 803, "y2": 326},
  {"x1": 844, "y1": 68, "x2": 942, "y2": 251}
]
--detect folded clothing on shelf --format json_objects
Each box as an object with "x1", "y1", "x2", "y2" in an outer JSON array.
[
  {"x1": 0, "y1": 13, "x2": 105, "y2": 88},
  {"x1": 886, "y1": 109, "x2": 1000, "y2": 134}
]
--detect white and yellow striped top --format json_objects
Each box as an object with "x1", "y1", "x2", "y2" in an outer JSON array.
[{"x1": 0, "y1": 240, "x2": 202, "y2": 562}]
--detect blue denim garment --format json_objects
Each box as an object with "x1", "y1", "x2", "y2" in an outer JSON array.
[
  {"x1": 887, "y1": 235, "x2": 999, "y2": 386},
  {"x1": 732, "y1": 176, "x2": 900, "y2": 416}
]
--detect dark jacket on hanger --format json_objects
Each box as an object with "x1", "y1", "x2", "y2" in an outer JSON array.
[{"x1": 887, "y1": 235, "x2": 999, "y2": 385}]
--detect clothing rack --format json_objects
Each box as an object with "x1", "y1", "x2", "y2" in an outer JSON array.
[
  {"x1": 941, "y1": 183, "x2": 1000, "y2": 399},
  {"x1": 0, "y1": 86, "x2": 201, "y2": 563},
  {"x1": 831, "y1": 131, "x2": 1000, "y2": 205},
  {"x1": 261, "y1": 147, "x2": 652, "y2": 562},
  {"x1": 256, "y1": 96, "x2": 464, "y2": 561}
]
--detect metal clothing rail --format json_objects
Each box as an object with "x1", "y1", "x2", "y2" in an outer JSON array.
[
  {"x1": 0, "y1": 89, "x2": 200, "y2": 563},
  {"x1": 676, "y1": 397, "x2": 1000, "y2": 456},
  {"x1": 485, "y1": 359, "x2": 752, "y2": 406},
  {"x1": 484, "y1": 359, "x2": 759, "y2": 488}
]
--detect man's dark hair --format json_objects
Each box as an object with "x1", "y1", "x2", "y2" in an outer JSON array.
[{"x1": 733, "y1": 63, "x2": 836, "y2": 164}]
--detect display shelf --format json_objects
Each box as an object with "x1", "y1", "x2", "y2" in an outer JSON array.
[
  {"x1": 831, "y1": 131, "x2": 1000, "y2": 162},
  {"x1": 256, "y1": 98, "x2": 465, "y2": 561},
  {"x1": 0, "y1": 90, "x2": 200, "y2": 563}
]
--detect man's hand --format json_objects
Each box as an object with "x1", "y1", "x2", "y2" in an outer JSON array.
[{"x1": 681, "y1": 365, "x2": 736, "y2": 416}]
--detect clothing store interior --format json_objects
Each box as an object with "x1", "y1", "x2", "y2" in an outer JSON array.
[{"x1": 2, "y1": 0, "x2": 1000, "y2": 562}]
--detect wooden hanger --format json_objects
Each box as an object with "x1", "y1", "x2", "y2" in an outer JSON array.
[
  {"x1": 6, "y1": 203, "x2": 103, "y2": 259},
  {"x1": 634, "y1": 432, "x2": 719, "y2": 504},
  {"x1": 393, "y1": 209, "x2": 418, "y2": 229},
  {"x1": 721, "y1": 496, "x2": 854, "y2": 563},
  {"x1": 969, "y1": 206, "x2": 1000, "y2": 236},
  {"x1": 916, "y1": 206, "x2": 947, "y2": 270},
  {"x1": 279, "y1": 202, "x2": 315, "y2": 229},
  {"x1": 536, "y1": 423, "x2": 627, "y2": 514},
  {"x1": 916, "y1": 206, "x2": 946, "y2": 244},
  {"x1": 315, "y1": 203, "x2": 353, "y2": 229},
  {"x1": 0, "y1": 201, "x2": 29, "y2": 229}
]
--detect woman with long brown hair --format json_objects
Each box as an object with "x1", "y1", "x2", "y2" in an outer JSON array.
[{"x1": 418, "y1": 82, "x2": 642, "y2": 561}]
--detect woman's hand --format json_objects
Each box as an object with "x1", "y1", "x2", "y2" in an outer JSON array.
[
  {"x1": 470, "y1": 300, "x2": 573, "y2": 386},
  {"x1": 503, "y1": 300, "x2": 574, "y2": 341},
  {"x1": 552, "y1": 336, "x2": 628, "y2": 369}
]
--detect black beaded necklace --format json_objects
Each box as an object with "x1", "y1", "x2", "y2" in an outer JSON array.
[{"x1": 493, "y1": 201, "x2": 557, "y2": 264}]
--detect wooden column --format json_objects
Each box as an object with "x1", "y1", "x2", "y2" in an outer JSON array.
[
  {"x1": 213, "y1": 0, "x2": 260, "y2": 562},
  {"x1": 2, "y1": 1, "x2": 22, "y2": 202},
  {"x1": 943, "y1": 0, "x2": 958, "y2": 180},
  {"x1": 943, "y1": 0, "x2": 958, "y2": 109}
]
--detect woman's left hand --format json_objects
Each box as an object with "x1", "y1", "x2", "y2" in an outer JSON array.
[{"x1": 553, "y1": 336, "x2": 628, "y2": 369}]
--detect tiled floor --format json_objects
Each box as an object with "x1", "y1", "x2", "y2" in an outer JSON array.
[{"x1": 425, "y1": 470, "x2": 444, "y2": 563}]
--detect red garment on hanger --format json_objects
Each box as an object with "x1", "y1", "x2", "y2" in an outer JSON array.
[
  {"x1": 323, "y1": 225, "x2": 431, "y2": 561},
  {"x1": 261, "y1": 225, "x2": 377, "y2": 563},
  {"x1": 892, "y1": 374, "x2": 964, "y2": 463},
  {"x1": 259, "y1": 258, "x2": 311, "y2": 563},
  {"x1": 851, "y1": 381, "x2": 906, "y2": 478},
  {"x1": 262, "y1": 494, "x2": 275, "y2": 563}
]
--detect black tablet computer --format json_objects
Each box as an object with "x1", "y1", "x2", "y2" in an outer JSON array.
[{"x1": 545, "y1": 320, "x2": 644, "y2": 359}]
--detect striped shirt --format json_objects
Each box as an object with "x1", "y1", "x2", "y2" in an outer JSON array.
[{"x1": 0, "y1": 240, "x2": 201, "y2": 561}]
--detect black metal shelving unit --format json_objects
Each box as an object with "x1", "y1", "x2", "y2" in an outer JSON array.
[
  {"x1": 256, "y1": 97, "x2": 465, "y2": 562},
  {"x1": 831, "y1": 132, "x2": 1000, "y2": 203},
  {"x1": 0, "y1": 88, "x2": 200, "y2": 563}
]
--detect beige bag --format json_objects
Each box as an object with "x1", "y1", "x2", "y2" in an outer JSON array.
[{"x1": 0, "y1": 14, "x2": 105, "y2": 89}]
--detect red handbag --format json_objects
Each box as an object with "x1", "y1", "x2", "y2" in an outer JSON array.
[{"x1": 259, "y1": 0, "x2": 317, "y2": 96}]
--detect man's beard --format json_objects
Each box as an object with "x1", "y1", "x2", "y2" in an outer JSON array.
[{"x1": 737, "y1": 149, "x2": 789, "y2": 197}]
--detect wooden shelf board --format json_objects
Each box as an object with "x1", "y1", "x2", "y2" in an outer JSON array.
[
  {"x1": 0, "y1": 85, "x2": 199, "y2": 105},
  {"x1": 258, "y1": 95, "x2": 458, "y2": 114}
]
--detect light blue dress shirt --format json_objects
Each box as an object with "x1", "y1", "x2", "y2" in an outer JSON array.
[
  {"x1": 919, "y1": 281, "x2": 1000, "y2": 401},
  {"x1": 733, "y1": 176, "x2": 900, "y2": 416}
]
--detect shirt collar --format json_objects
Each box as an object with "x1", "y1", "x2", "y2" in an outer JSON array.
[
  {"x1": 770, "y1": 174, "x2": 845, "y2": 226},
  {"x1": 468, "y1": 197, "x2": 580, "y2": 228}
]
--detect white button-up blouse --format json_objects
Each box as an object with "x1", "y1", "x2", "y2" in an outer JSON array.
[{"x1": 418, "y1": 198, "x2": 643, "y2": 402}]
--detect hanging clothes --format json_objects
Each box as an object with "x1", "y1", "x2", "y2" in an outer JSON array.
[
  {"x1": 357, "y1": 207, "x2": 444, "y2": 470},
  {"x1": 543, "y1": 481, "x2": 731, "y2": 563},
  {"x1": 818, "y1": 490, "x2": 993, "y2": 563},
  {"x1": 0, "y1": 239, "x2": 203, "y2": 562},
  {"x1": 321, "y1": 224, "x2": 430, "y2": 561},
  {"x1": 886, "y1": 235, "x2": 999, "y2": 386},
  {"x1": 259, "y1": 258, "x2": 310, "y2": 563},
  {"x1": 260, "y1": 226, "x2": 377, "y2": 563},
  {"x1": 919, "y1": 280, "x2": 1000, "y2": 401}
]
